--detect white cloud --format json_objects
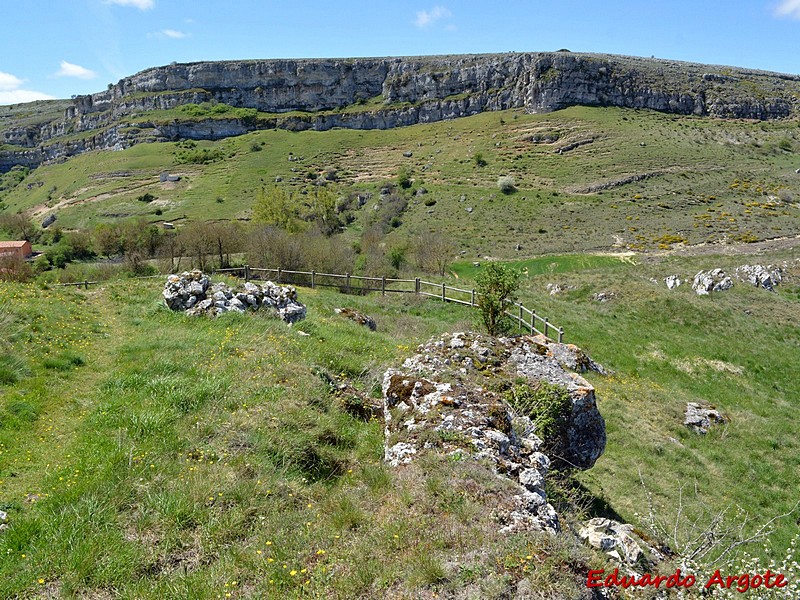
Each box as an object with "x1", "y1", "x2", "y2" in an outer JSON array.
[
  {"x1": 0, "y1": 71, "x2": 25, "y2": 91},
  {"x1": 56, "y1": 61, "x2": 97, "y2": 80},
  {"x1": 161, "y1": 29, "x2": 188, "y2": 39},
  {"x1": 105, "y1": 0, "x2": 154, "y2": 9},
  {"x1": 0, "y1": 71, "x2": 55, "y2": 105},
  {"x1": 775, "y1": 0, "x2": 800, "y2": 17},
  {"x1": 0, "y1": 90, "x2": 56, "y2": 105},
  {"x1": 415, "y1": 5, "x2": 452, "y2": 28}
]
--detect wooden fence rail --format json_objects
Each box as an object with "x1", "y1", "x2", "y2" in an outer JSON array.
[
  {"x1": 50, "y1": 266, "x2": 564, "y2": 341},
  {"x1": 216, "y1": 265, "x2": 564, "y2": 342}
]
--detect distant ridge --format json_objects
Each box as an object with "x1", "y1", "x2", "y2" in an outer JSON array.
[{"x1": 2, "y1": 51, "x2": 799, "y2": 172}]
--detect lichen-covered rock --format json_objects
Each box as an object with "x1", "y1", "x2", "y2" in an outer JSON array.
[
  {"x1": 163, "y1": 271, "x2": 305, "y2": 323},
  {"x1": 665, "y1": 274, "x2": 682, "y2": 289},
  {"x1": 382, "y1": 331, "x2": 607, "y2": 535}
]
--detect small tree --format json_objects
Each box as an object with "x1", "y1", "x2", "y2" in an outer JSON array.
[{"x1": 475, "y1": 263, "x2": 520, "y2": 336}]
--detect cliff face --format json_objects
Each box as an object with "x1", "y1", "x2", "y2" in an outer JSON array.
[{"x1": 2, "y1": 52, "x2": 799, "y2": 171}]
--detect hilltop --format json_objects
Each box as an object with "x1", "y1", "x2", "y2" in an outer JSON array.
[{"x1": 2, "y1": 51, "x2": 800, "y2": 171}]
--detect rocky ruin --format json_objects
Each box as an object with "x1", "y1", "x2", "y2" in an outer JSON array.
[
  {"x1": 162, "y1": 270, "x2": 306, "y2": 323},
  {"x1": 382, "y1": 331, "x2": 606, "y2": 534}
]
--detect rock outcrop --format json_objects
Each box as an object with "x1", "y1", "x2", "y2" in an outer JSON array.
[
  {"x1": 734, "y1": 264, "x2": 782, "y2": 291},
  {"x1": 163, "y1": 270, "x2": 306, "y2": 323},
  {"x1": 3, "y1": 51, "x2": 800, "y2": 170},
  {"x1": 684, "y1": 402, "x2": 728, "y2": 434},
  {"x1": 382, "y1": 332, "x2": 606, "y2": 534},
  {"x1": 692, "y1": 269, "x2": 733, "y2": 295},
  {"x1": 579, "y1": 518, "x2": 664, "y2": 566}
]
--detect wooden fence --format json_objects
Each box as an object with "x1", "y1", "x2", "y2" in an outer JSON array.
[
  {"x1": 215, "y1": 265, "x2": 564, "y2": 342},
  {"x1": 52, "y1": 266, "x2": 565, "y2": 341}
]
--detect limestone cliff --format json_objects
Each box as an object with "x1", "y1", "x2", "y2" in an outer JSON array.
[{"x1": 2, "y1": 51, "x2": 799, "y2": 171}]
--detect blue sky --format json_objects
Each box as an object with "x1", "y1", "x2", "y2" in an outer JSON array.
[{"x1": 1, "y1": 0, "x2": 799, "y2": 104}]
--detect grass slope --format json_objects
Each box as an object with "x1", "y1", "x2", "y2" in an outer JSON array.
[
  {"x1": 2, "y1": 248, "x2": 799, "y2": 597},
  {"x1": 0, "y1": 279, "x2": 603, "y2": 599},
  {"x1": 2, "y1": 106, "x2": 799, "y2": 256}
]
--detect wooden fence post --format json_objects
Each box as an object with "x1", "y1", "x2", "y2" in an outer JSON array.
[
  {"x1": 244, "y1": 264, "x2": 250, "y2": 282},
  {"x1": 84, "y1": 280, "x2": 89, "y2": 290},
  {"x1": 381, "y1": 277, "x2": 386, "y2": 296},
  {"x1": 530, "y1": 310, "x2": 534, "y2": 333},
  {"x1": 415, "y1": 278, "x2": 420, "y2": 294},
  {"x1": 441, "y1": 282, "x2": 446, "y2": 301},
  {"x1": 558, "y1": 327, "x2": 564, "y2": 343},
  {"x1": 544, "y1": 317, "x2": 549, "y2": 338},
  {"x1": 346, "y1": 272, "x2": 351, "y2": 294},
  {"x1": 471, "y1": 289, "x2": 476, "y2": 306},
  {"x1": 277, "y1": 268, "x2": 282, "y2": 283},
  {"x1": 518, "y1": 305, "x2": 523, "y2": 330},
  {"x1": 311, "y1": 270, "x2": 316, "y2": 289}
]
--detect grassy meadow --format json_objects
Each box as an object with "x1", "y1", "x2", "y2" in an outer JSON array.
[{"x1": 1, "y1": 247, "x2": 799, "y2": 597}]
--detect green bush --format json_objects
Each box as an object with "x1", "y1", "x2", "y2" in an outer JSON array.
[
  {"x1": 475, "y1": 262, "x2": 520, "y2": 335},
  {"x1": 505, "y1": 381, "x2": 571, "y2": 442}
]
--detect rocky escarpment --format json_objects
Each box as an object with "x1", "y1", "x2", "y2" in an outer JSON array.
[
  {"x1": 383, "y1": 331, "x2": 606, "y2": 534},
  {"x1": 3, "y1": 51, "x2": 800, "y2": 170}
]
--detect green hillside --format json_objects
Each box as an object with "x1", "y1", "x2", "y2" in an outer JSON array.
[{"x1": 2, "y1": 106, "x2": 799, "y2": 256}]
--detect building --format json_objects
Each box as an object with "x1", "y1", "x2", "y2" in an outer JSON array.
[{"x1": 0, "y1": 241, "x2": 33, "y2": 260}]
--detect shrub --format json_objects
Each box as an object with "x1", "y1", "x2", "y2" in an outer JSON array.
[
  {"x1": 474, "y1": 152, "x2": 487, "y2": 167},
  {"x1": 475, "y1": 262, "x2": 520, "y2": 335},
  {"x1": 497, "y1": 175, "x2": 516, "y2": 194},
  {"x1": 397, "y1": 167, "x2": 412, "y2": 189},
  {"x1": 505, "y1": 381, "x2": 571, "y2": 442}
]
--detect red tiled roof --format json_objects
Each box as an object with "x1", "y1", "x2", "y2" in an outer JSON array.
[{"x1": 0, "y1": 241, "x2": 29, "y2": 248}]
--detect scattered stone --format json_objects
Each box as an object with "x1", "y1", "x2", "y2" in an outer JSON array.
[
  {"x1": 163, "y1": 271, "x2": 306, "y2": 323},
  {"x1": 42, "y1": 214, "x2": 57, "y2": 228},
  {"x1": 334, "y1": 307, "x2": 377, "y2": 331},
  {"x1": 162, "y1": 222, "x2": 175, "y2": 229},
  {"x1": 692, "y1": 269, "x2": 733, "y2": 295},
  {"x1": 415, "y1": 187, "x2": 428, "y2": 196},
  {"x1": 579, "y1": 518, "x2": 661, "y2": 565},
  {"x1": 592, "y1": 291, "x2": 615, "y2": 302},
  {"x1": 274, "y1": 176, "x2": 283, "y2": 182},
  {"x1": 545, "y1": 283, "x2": 575, "y2": 296},
  {"x1": 466, "y1": 206, "x2": 473, "y2": 213},
  {"x1": 159, "y1": 172, "x2": 180, "y2": 182},
  {"x1": 664, "y1": 275, "x2": 682, "y2": 289},
  {"x1": 402, "y1": 150, "x2": 413, "y2": 157},
  {"x1": 734, "y1": 264, "x2": 782, "y2": 291},
  {"x1": 684, "y1": 402, "x2": 728, "y2": 434},
  {"x1": 0, "y1": 509, "x2": 7, "y2": 523}
]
